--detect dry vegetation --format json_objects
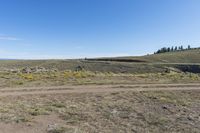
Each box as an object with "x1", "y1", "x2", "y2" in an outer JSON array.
[
  {"x1": 0, "y1": 70, "x2": 200, "y2": 88},
  {"x1": 0, "y1": 49, "x2": 200, "y2": 132},
  {"x1": 0, "y1": 90, "x2": 199, "y2": 132},
  {"x1": 108, "y1": 48, "x2": 200, "y2": 63},
  {"x1": 0, "y1": 69, "x2": 200, "y2": 132}
]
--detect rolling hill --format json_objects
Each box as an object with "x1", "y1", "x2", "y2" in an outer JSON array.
[
  {"x1": 88, "y1": 48, "x2": 200, "y2": 63},
  {"x1": 0, "y1": 48, "x2": 200, "y2": 73}
]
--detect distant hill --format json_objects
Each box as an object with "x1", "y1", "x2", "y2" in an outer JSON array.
[
  {"x1": 140, "y1": 48, "x2": 200, "y2": 63},
  {"x1": 88, "y1": 48, "x2": 200, "y2": 64},
  {"x1": 0, "y1": 48, "x2": 200, "y2": 73}
]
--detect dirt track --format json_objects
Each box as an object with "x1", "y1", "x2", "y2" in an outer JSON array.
[{"x1": 1, "y1": 83, "x2": 200, "y2": 96}]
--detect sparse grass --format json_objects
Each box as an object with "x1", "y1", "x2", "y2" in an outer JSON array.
[
  {"x1": 0, "y1": 90, "x2": 199, "y2": 132},
  {"x1": 51, "y1": 103, "x2": 65, "y2": 108},
  {"x1": 63, "y1": 70, "x2": 94, "y2": 79},
  {"x1": 114, "y1": 48, "x2": 200, "y2": 63},
  {"x1": 19, "y1": 73, "x2": 35, "y2": 81},
  {"x1": 14, "y1": 116, "x2": 31, "y2": 123},
  {"x1": 11, "y1": 81, "x2": 24, "y2": 85},
  {"x1": 0, "y1": 49, "x2": 200, "y2": 74},
  {"x1": 0, "y1": 71, "x2": 199, "y2": 88},
  {"x1": 0, "y1": 50, "x2": 200, "y2": 132},
  {"x1": 47, "y1": 126, "x2": 68, "y2": 133},
  {"x1": 143, "y1": 91, "x2": 193, "y2": 106},
  {"x1": 28, "y1": 107, "x2": 49, "y2": 116}
]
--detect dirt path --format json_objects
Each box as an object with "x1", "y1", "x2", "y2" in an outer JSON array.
[{"x1": 1, "y1": 83, "x2": 200, "y2": 96}]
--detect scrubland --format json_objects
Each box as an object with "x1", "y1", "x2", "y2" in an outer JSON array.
[
  {"x1": 0, "y1": 70, "x2": 199, "y2": 88},
  {"x1": 1, "y1": 49, "x2": 200, "y2": 132}
]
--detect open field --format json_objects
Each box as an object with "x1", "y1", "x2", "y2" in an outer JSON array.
[
  {"x1": 0, "y1": 49, "x2": 200, "y2": 74},
  {"x1": 0, "y1": 84, "x2": 200, "y2": 133},
  {"x1": 0, "y1": 68, "x2": 200, "y2": 133},
  {"x1": 0, "y1": 70, "x2": 200, "y2": 88},
  {"x1": 0, "y1": 49, "x2": 200, "y2": 132},
  {"x1": 0, "y1": 69, "x2": 200, "y2": 133}
]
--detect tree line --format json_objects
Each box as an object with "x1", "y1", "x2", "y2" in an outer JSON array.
[{"x1": 154, "y1": 45, "x2": 192, "y2": 54}]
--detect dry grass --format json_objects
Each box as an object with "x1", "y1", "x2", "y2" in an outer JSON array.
[
  {"x1": 0, "y1": 90, "x2": 199, "y2": 132},
  {"x1": 0, "y1": 71, "x2": 200, "y2": 88},
  {"x1": 0, "y1": 71, "x2": 199, "y2": 88}
]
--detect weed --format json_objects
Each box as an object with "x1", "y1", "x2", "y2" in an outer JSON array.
[
  {"x1": 28, "y1": 108, "x2": 49, "y2": 116},
  {"x1": 19, "y1": 73, "x2": 35, "y2": 81},
  {"x1": 51, "y1": 103, "x2": 65, "y2": 108},
  {"x1": 47, "y1": 126, "x2": 68, "y2": 133},
  {"x1": 14, "y1": 116, "x2": 31, "y2": 123}
]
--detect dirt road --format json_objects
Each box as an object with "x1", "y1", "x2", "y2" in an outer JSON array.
[{"x1": 1, "y1": 83, "x2": 200, "y2": 96}]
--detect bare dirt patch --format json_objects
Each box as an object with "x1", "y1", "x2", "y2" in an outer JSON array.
[{"x1": 0, "y1": 114, "x2": 69, "y2": 133}]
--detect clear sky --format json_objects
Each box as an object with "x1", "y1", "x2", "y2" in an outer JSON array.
[{"x1": 0, "y1": 0, "x2": 200, "y2": 59}]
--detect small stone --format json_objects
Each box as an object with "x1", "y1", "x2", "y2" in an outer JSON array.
[{"x1": 162, "y1": 105, "x2": 168, "y2": 110}]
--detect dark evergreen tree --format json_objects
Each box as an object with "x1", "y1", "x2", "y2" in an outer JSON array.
[
  {"x1": 175, "y1": 46, "x2": 177, "y2": 51},
  {"x1": 154, "y1": 45, "x2": 196, "y2": 54},
  {"x1": 167, "y1": 47, "x2": 170, "y2": 52},
  {"x1": 180, "y1": 45, "x2": 183, "y2": 50},
  {"x1": 171, "y1": 46, "x2": 174, "y2": 51},
  {"x1": 188, "y1": 45, "x2": 191, "y2": 49}
]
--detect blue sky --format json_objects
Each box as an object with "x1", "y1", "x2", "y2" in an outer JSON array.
[{"x1": 0, "y1": 0, "x2": 200, "y2": 59}]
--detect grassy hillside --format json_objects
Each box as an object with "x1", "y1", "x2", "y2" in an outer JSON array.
[
  {"x1": 0, "y1": 59, "x2": 166, "y2": 73},
  {"x1": 0, "y1": 49, "x2": 200, "y2": 73},
  {"x1": 140, "y1": 49, "x2": 200, "y2": 63},
  {"x1": 97, "y1": 49, "x2": 200, "y2": 63}
]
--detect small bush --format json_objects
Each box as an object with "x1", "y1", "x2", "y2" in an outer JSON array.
[
  {"x1": 51, "y1": 103, "x2": 65, "y2": 108},
  {"x1": 19, "y1": 73, "x2": 35, "y2": 81},
  {"x1": 47, "y1": 126, "x2": 67, "y2": 133},
  {"x1": 63, "y1": 70, "x2": 93, "y2": 79}
]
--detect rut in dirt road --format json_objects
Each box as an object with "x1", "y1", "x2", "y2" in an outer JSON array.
[{"x1": 0, "y1": 84, "x2": 200, "y2": 96}]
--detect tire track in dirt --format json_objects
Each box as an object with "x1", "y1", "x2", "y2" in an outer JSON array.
[{"x1": 0, "y1": 84, "x2": 200, "y2": 96}]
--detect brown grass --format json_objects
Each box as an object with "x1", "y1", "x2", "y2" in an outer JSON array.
[{"x1": 0, "y1": 90, "x2": 199, "y2": 132}]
